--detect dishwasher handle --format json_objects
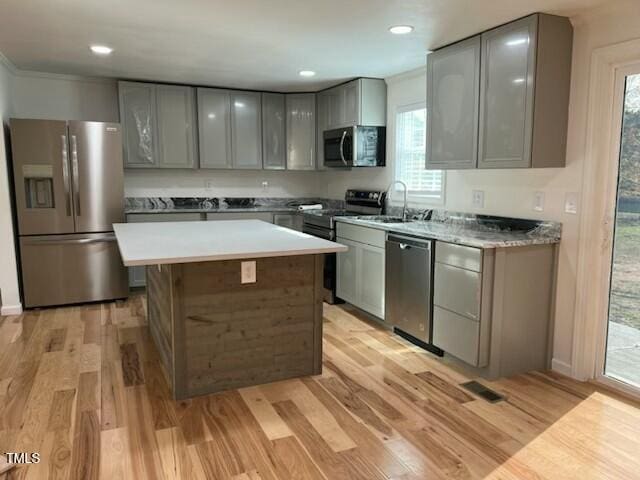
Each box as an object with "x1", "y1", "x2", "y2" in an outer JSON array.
[{"x1": 387, "y1": 233, "x2": 432, "y2": 250}]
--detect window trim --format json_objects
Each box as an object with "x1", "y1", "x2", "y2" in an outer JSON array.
[{"x1": 392, "y1": 102, "x2": 446, "y2": 206}]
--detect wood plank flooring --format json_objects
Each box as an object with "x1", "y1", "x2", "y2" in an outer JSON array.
[{"x1": 0, "y1": 295, "x2": 639, "y2": 479}]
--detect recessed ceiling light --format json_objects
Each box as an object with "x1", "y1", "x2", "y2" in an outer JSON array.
[
  {"x1": 513, "y1": 77, "x2": 525, "y2": 84},
  {"x1": 299, "y1": 70, "x2": 316, "y2": 77},
  {"x1": 89, "y1": 45, "x2": 113, "y2": 55},
  {"x1": 389, "y1": 25, "x2": 414, "y2": 35}
]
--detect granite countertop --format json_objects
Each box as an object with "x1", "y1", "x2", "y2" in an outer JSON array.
[
  {"x1": 124, "y1": 197, "x2": 339, "y2": 214},
  {"x1": 335, "y1": 215, "x2": 561, "y2": 249},
  {"x1": 113, "y1": 220, "x2": 347, "y2": 266}
]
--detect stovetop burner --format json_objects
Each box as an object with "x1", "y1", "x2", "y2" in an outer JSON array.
[{"x1": 302, "y1": 189, "x2": 387, "y2": 230}]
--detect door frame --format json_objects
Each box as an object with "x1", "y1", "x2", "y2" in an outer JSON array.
[
  {"x1": 572, "y1": 36, "x2": 640, "y2": 396},
  {"x1": 594, "y1": 63, "x2": 640, "y2": 397}
]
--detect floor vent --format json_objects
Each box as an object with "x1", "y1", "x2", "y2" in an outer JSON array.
[{"x1": 460, "y1": 380, "x2": 505, "y2": 403}]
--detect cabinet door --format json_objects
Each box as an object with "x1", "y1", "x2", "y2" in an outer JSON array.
[
  {"x1": 119, "y1": 82, "x2": 158, "y2": 168},
  {"x1": 316, "y1": 92, "x2": 328, "y2": 170},
  {"x1": 262, "y1": 93, "x2": 286, "y2": 170},
  {"x1": 231, "y1": 91, "x2": 263, "y2": 169},
  {"x1": 343, "y1": 80, "x2": 360, "y2": 126},
  {"x1": 426, "y1": 36, "x2": 480, "y2": 169},
  {"x1": 198, "y1": 88, "x2": 232, "y2": 169},
  {"x1": 358, "y1": 243, "x2": 385, "y2": 319},
  {"x1": 478, "y1": 16, "x2": 537, "y2": 169},
  {"x1": 326, "y1": 88, "x2": 342, "y2": 129},
  {"x1": 156, "y1": 85, "x2": 197, "y2": 169},
  {"x1": 286, "y1": 94, "x2": 316, "y2": 170},
  {"x1": 336, "y1": 237, "x2": 358, "y2": 305}
]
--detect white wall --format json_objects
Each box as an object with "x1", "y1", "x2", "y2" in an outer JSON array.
[{"x1": 0, "y1": 57, "x2": 20, "y2": 314}]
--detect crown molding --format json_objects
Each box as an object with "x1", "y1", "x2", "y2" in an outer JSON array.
[
  {"x1": 385, "y1": 65, "x2": 426, "y2": 85},
  {"x1": 0, "y1": 48, "x2": 115, "y2": 84}
]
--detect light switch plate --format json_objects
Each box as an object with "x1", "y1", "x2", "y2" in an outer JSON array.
[
  {"x1": 472, "y1": 190, "x2": 485, "y2": 209},
  {"x1": 533, "y1": 191, "x2": 545, "y2": 212},
  {"x1": 565, "y1": 192, "x2": 579, "y2": 214},
  {"x1": 241, "y1": 261, "x2": 256, "y2": 284}
]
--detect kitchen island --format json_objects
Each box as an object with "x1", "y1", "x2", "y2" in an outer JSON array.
[{"x1": 113, "y1": 220, "x2": 347, "y2": 399}]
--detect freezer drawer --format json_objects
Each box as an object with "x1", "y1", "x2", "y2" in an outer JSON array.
[{"x1": 20, "y1": 233, "x2": 128, "y2": 308}]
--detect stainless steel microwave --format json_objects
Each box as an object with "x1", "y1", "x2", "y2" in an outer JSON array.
[{"x1": 323, "y1": 126, "x2": 386, "y2": 168}]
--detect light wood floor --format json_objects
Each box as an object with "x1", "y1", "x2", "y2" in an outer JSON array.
[{"x1": 1, "y1": 295, "x2": 639, "y2": 479}]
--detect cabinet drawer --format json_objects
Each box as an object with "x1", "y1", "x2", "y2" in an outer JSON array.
[
  {"x1": 435, "y1": 241, "x2": 482, "y2": 272},
  {"x1": 433, "y1": 306, "x2": 483, "y2": 366},
  {"x1": 434, "y1": 262, "x2": 480, "y2": 320},
  {"x1": 336, "y1": 222, "x2": 385, "y2": 248}
]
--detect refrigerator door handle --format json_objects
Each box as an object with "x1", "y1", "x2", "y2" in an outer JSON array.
[
  {"x1": 21, "y1": 235, "x2": 117, "y2": 246},
  {"x1": 61, "y1": 134, "x2": 71, "y2": 216},
  {"x1": 71, "y1": 134, "x2": 81, "y2": 216}
]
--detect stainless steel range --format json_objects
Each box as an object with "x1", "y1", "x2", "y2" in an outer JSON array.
[{"x1": 302, "y1": 189, "x2": 386, "y2": 303}]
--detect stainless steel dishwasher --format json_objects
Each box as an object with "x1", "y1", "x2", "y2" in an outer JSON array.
[{"x1": 385, "y1": 234, "x2": 443, "y2": 356}]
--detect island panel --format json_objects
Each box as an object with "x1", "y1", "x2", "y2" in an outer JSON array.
[{"x1": 147, "y1": 254, "x2": 324, "y2": 399}]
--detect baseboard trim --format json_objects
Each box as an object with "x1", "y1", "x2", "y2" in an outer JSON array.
[
  {"x1": 1, "y1": 303, "x2": 23, "y2": 316},
  {"x1": 551, "y1": 358, "x2": 573, "y2": 377}
]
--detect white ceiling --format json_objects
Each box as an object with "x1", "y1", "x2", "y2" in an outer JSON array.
[{"x1": 0, "y1": 0, "x2": 607, "y2": 92}]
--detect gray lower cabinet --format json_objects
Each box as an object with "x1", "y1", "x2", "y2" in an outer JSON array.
[
  {"x1": 273, "y1": 213, "x2": 303, "y2": 231},
  {"x1": 432, "y1": 240, "x2": 557, "y2": 379},
  {"x1": 286, "y1": 94, "x2": 316, "y2": 170},
  {"x1": 262, "y1": 93, "x2": 286, "y2": 170},
  {"x1": 231, "y1": 91, "x2": 263, "y2": 169},
  {"x1": 197, "y1": 88, "x2": 232, "y2": 168},
  {"x1": 433, "y1": 244, "x2": 489, "y2": 367},
  {"x1": 119, "y1": 81, "x2": 197, "y2": 169},
  {"x1": 336, "y1": 223, "x2": 385, "y2": 319},
  {"x1": 426, "y1": 36, "x2": 480, "y2": 170},
  {"x1": 126, "y1": 212, "x2": 203, "y2": 287}
]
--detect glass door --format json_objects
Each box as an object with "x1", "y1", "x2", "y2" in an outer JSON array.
[{"x1": 604, "y1": 69, "x2": 640, "y2": 390}]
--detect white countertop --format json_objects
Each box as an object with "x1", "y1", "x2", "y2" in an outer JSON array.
[{"x1": 113, "y1": 220, "x2": 347, "y2": 266}]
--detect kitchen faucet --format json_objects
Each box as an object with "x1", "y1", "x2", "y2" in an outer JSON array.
[{"x1": 386, "y1": 180, "x2": 408, "y2": 221}]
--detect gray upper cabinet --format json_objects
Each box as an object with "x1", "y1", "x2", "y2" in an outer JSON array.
[
  {"x1": 197, "y1": 88, "x2": 232, "y2": 169},
  {"x1": 119, "y1": 82, "x2": 159, "y2": 168},
  {"x1": 323, "y1": 78, "x2": 386, "y2": 130},
  {"x1": 155, "y1": 85, "x2": 198, "y2": 169},
  {"x1": 120, "y1": 81, "x2": 197, "y2": 169},
  {"x1": 316, "y1": 92, "x2": 328, "y2": 170},
  {"x1": 426, "y1": 36, "x2": 481, "y2": 170},
  {"x1": 262, "y1": 93, "x2": 286, "y2": 170},
  {"x1": 427, "y1": 14, "x2": 572, "y2": 170},
  {"x1": 478, "y1": 14, "x2": 572, "y2": 169},
  {"x1": 286, "y1": 93, "x2": 316, "y2": 170},
  {"x1": 230, "y1": 91, "x2": 263, "y2": 169}
]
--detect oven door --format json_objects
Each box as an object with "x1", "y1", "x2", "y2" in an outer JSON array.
[
  {"x1": 323, "y1": 127, "x2": 353, "y2": 168},
  {"x1": 302, "y1": 223, "x2": 339, "y2": 304}
]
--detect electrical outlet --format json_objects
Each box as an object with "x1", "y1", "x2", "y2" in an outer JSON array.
[
  {"x1": 565, "y1": 192, "x2": 579, "y2": 214},
  {"x1": 241, "y1": 261, "x2": 256, "y2": 284},
  {"x1": 261, "y1": 181, "x2": 269, "y2": 191},
  {"x1": 472, "y1": 190, "x2": 485, "y2": 209},
  {"x1": 205, "y1": 180, "x2": 214, "y2": 190},
  {"x1": 533, "y1": 191, "x2": 545, "y2": 212}
]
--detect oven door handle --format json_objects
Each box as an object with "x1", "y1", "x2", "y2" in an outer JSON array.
[{"x1": 339, "y1": 130, "x2": 348, "y2": 166}]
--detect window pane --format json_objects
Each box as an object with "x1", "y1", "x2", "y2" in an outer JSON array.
[{"x1": 395, "y1": 107, "x2": 443, "y2": 200}]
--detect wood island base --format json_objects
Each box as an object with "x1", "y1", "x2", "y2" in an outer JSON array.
[{"x1": 145, "y1": 254, "x2": 324, "y2": 400}]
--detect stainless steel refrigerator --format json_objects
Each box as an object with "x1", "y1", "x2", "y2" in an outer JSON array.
[{"x1": 10, "y1": 118, "x2": 128, "y2": 308}]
